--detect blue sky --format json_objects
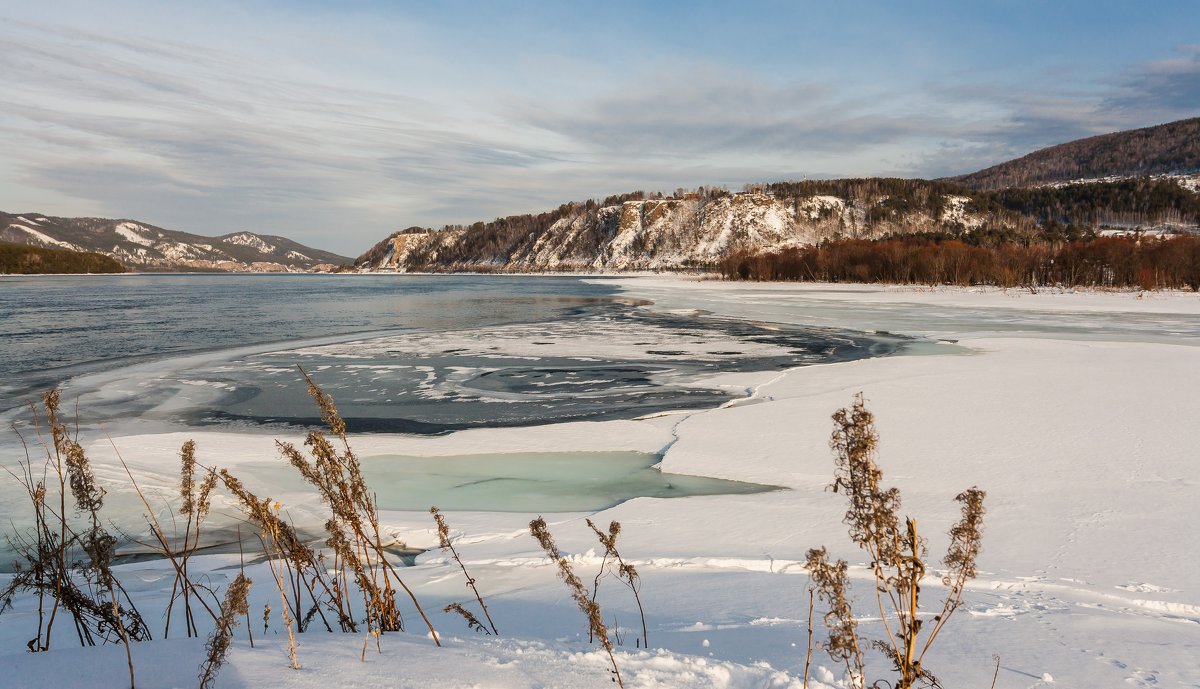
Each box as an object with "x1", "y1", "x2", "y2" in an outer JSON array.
[{"x1": 2, "y1": 1, "x2": 1197, "y2": 255}]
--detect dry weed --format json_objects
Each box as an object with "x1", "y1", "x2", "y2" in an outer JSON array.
[{"x1": 806, "y1": 394, "x2": 986, "y2": 689}]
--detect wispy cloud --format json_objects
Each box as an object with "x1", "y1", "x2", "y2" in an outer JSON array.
[
  {"x1": 0, "y1": 20, "x2": 585, "y2": 250},
  {"x1": 908, "y1": 46, "x2": 1200, "y2": 178},
  {"x1": 1, "y1": 6, "x2": 1198, "y2": 255},
  {"x1": 519, "y1": 75, "x2": 956, "y2": 159},
  {"x1": 1104, "y1": 45, "x2": 1200, "y2": 118}
]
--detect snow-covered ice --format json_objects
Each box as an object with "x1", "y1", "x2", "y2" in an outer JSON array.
[{"x1": 1, "y1": 278, "x2": 1197, "y2": 688}]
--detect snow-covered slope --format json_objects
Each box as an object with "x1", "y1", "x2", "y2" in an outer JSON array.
[{"x1": 0, "y1": 212, "x2": 351, "y2": 272}]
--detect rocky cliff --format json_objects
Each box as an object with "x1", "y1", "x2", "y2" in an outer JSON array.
[{"x1": 358, "y1": 183, "x2": 996, "y2": 273}]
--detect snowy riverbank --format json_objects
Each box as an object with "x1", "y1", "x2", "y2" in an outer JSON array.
[{"x1": 2, "y1": 279, "x2": 1197, "y2": 688}]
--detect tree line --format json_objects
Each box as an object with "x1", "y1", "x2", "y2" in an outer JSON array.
[
  {"x1": 718, "y1": 234, "x2": 1200, "y2": 291},
  {"x1": 976, "y1": 178, "x2": 1200, "y2": 228},
  {"x1": 0, "y1": 243, "x2": 127, "y2": 274}
]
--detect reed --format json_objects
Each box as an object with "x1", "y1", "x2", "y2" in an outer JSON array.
[
  {"x1": 585, "y1": 519, "x2": 647, "y2": 649},
  {"x1": 198, "y1": 573, "x2": 252, "y2": 689},
  {"x1": 166, "y1": 440, "x2": 219, "y2": 639},
  {"x1": 442, "y1": 602, "x2": 490, "y2": 635},
  {"x1": 431, "y1": 506, "x2": 497, "y2": 635},
  {"x1": 529, "y1": 517, "x2": 622, "y2": 688},
  {"x1": 275, "y1": 367, "x2": 439, "y2": 644},
  {"x1": 216, "y1": 470, "x2": 336, "y2": 638},
  {"x1": 1, "y1": 391, "x2": 150, "y2": 672}
]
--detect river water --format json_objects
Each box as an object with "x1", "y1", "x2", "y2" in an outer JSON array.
[{"x1": 0, "y1": 274, "x2": 905, "y2": 435}]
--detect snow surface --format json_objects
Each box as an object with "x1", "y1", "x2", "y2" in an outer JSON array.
[
  {"x1": 797, "y1": 195, "x2": 845, "y2": 221},
  {"x1": 222, "y1": 233, "x2": 277, "y2": 254},
  {"x1": 7, "y1": 224, "x2": 84, "y2": 251},
  {"x1": 115, "y1": 222, "x2": 155, "y2": 247},
  {"x1": 2, "y1": 279, "x2": 1198, "y2": 689},
  {"x1": 940, "y1": 195, "x2": 983, "y2": 229}
]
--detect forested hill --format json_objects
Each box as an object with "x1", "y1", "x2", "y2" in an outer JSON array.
[
  {"x1": 950, "y1": 117, "x2": 1200, "y2": 190},
  {"x1": 355, "y1": 181, "x2": 1014, "y2": 272}
]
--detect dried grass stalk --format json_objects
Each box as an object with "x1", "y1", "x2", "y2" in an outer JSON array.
[
  {"x1": 431, "y1": 507, "x2": 497, "y2": 635},
  {"x1": 168, "y1": 440, "x2": 220, "y2": 639},
  {"x1": 530, "y1": 517, "x2": 622, "y2": 688},
  {"x1": 198, "y1": 573, "x2": 252, "y2": 689},
  {"x1": 443, "y1": 602, "x2": 490, "y2": 634},
  {"x1": 1, "y1": 391, "x2": 150, "y2": 671},
  {"x1": 806, "y1": 394, "x2": 986, "y2": 689},
  {"x1": 271, "y1": 366, "x2": 438, "y2": 644},
  {"x1": 586, "y1": 518, "x2": 647, "y2": 649}
]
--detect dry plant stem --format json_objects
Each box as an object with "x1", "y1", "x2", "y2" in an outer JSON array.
[
  {"x1": 108, "y1": 586, "x2": 135, "y2": 689},
  {"x1": 170, "y1": 442, "x2": 217, "y2": 639},
  {"x1": 238, "y1": 527, "x2": 254, "y2": 649},
  {"x1": 377, "y1": 538, "x2": 440, "y2": 646},
  {"x1": 46, "y1": 400, "x2": 67, "y2": 648},
  {"x1": 2, "y1": 431, "x2": 54, "y2": 650},
  {"x1": 64, "y1": 398, "x2": 145, "y2": 669},
  {"x1": 9, "y1": 427, "x2": 50, "y2": 648},
  {"x1": 586, "y1": 518, "x2": 648, "y2": 648},
  {"x1": 431, "y1": 507, "x2": 497, "y2": 635},
  {"x1": 530, "y1": 517, "x2": 623, "y2": 688},
  {"x1": 3, "y1": 396, "x2": 151, "y2": 656},
  {"x1": 902, "y1": 518, "x2": 923, "y2": 684},
  {"x1": 804, "y1": 587, "x2": 814, "y2": 689},
  {"x1": 808, "y1": 394, "x2": 987, "y2": 689},
  {"x1": 260, "y1": 523, "x2": 300, "y2": 670},
  {"x1": 443, "y1": 602, "x2": 491, "y2": 635},
  {"x1": 916, "y1": 487, "x2": 986, "y2": 669},
  {"x1": 805, "y1": 547, "x2": 864, "y2": 683},
  {"x1": 279, "y1": 366, "x2": 440, "y2": 645},
  {"x1": 218, "y1": 469, "x2": 345, "y2": 639},
  {"x1": 113, "y1": 449, "x2": 219, "y2": 623},
  {"x1": 360, "y1": 628, "x2": 377, "y2": 662},
  {"x1": 198, "y1": 573, "x2": 252, "y2": 689},
  {"x1": 989, "y1": 654, "x2": 1001, "y2": 689}
]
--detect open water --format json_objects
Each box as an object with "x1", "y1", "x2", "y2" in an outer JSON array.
[{"x1": 0, "y1": 274, "x2": 906, "y2": 434}]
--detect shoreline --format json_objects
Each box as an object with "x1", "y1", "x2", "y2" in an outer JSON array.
[{"x1": 9, "y1": 265, "x2": 1200, "y2": 295}]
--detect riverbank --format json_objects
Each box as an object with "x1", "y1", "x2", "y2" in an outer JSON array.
[{"x1": 2, "y1": 277, "x2": 1197, "y2": 688}]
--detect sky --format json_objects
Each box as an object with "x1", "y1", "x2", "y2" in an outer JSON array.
[{"x1": 2, "y1": 1, "x2": 1198, "y2": 257}]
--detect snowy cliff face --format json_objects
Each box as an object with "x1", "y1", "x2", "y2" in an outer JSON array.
[
  {"x1": 0, "y1": 213, "x2": 351, "y2": 272},
  {"x1": 361, "y1": 191, "x2": 990, "y2": 273}
]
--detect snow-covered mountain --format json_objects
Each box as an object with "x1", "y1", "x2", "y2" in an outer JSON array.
[
  {"x1": 0, "y1": 212, "x2": 351, "y2": 272},
  {"x1": 357, "y1": 184, "x2": 996, "y2": 273}
]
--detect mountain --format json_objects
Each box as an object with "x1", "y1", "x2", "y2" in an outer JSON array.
[
  {"x1": 0, "y1": 212, "x2": 352, "y2": 272},
  {"x1": 356, "y1": 180, "x2": 1015, "y2": 273},
  {"x1": 950, "y1": 117, "x2": 1200, "y2": 190},
  {"x1": 357, "y1": 119, "x2": 1200, "y2": 274}
]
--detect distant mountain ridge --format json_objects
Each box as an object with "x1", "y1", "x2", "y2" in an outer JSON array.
[
  {"x1": 0, "y1": 212, "x2": 352, "y2": 272},
  {"x1": 950, "y1": 117, "x2": 1200, "y2": 190}
]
